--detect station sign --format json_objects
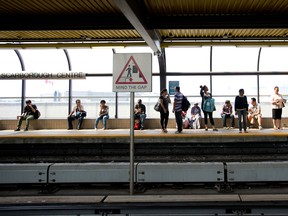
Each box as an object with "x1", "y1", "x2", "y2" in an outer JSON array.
[
  {"x1": 0, "y1": 72, "x2": 86, "y2": 79},
  {"x1": 113, "y1": 53, "x2": 152, "y2": 92}
]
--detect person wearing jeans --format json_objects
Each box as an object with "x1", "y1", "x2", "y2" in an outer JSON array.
[
  {"x1": 172, "y1": 86, "x2": 184, "y2": 134},
  {"x1": 235, "y1": 89, "x2": 248, "y2": 133},
  {"x1": 95, "y1": 100, "x2": 109, "y2": 130}
]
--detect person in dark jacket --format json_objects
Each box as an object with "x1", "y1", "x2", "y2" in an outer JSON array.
[
  {"x1": 234, "y1": 89, "x2": 248, "y2": 133},
  {"x1": 15, "y1": 100, "x2": 38, "y2": 131}
]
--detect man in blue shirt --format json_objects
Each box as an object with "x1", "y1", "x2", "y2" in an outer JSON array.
[{"x1": 172, "y1": 86, "x2": 184, "y2": 134}]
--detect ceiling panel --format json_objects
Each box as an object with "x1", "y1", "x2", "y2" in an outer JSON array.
[{"x1": 0, "y1": 0, "x2": 287, "y2": 46}]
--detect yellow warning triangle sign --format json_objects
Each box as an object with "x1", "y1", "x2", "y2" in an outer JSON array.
[{"x1": 115, "y1": 56, "x2": 148, "y2": 84}]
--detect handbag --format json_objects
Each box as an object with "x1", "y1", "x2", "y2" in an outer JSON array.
[
  {"x1": 282, "y1": 102, "x2": 285, "y2": 108},
  {"x1": 76, "y1": 111, "x2": 87, "y2": 118},
  {"x1": 154, "y1": 100, "x2": 161, "y2": 112}
]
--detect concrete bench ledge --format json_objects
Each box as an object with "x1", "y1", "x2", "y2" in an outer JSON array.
[{"x1": 0, "y1": 118, "x2": 287, "y2": 130}]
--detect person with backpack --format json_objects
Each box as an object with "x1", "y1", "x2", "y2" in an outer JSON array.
[
  {"x1": 15, "y1": 99, "x2": 39, "y2": 131},
  {"x1": 172, "y1": 86, "x2": 184, "y2": 134},
  {"x1": 200, "y1": 85, "x2": 218, "y2": 131}
]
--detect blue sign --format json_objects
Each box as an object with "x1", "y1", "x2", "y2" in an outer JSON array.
[{"x1": 169, "y1": 81, "x2": 179, "y2": 95}]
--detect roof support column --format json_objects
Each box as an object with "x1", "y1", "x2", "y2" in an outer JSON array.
[
  {"x1": 158, "y1": 48, "x2": 166, "y2": 91},
  {"x1": 112, "y1": 0, "x2": 162, "y2": 56}
]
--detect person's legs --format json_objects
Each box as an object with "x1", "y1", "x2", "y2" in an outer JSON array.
[
  {"x1": 17, "y1": 116, "x2": 24, "y2": 128},
  {"x1": 164, "y1": 112, "x2": 169, "y2": 131},
  {"x1": 103, "y1": 115, "x2": 109, "y2": 129},
  {"x1": 175, "y1": 111, "x2": 182, "y2": 133},
  {"x1": 203, "y1": 111, "x2": 208, "y2": 130},
  {"x1": 67, "y1": 115, "x2": 75, "y2": 129},
  {"x1": 77, "y1": 116, "x2": 84, "y2": 130},
  {"x1": 257, "y1": 115, "x2": 262, "y2": 129},
  {"x1": 139, "y1": 113, "x2": 146, "y2": 129},
  {"x1": 25, "y1": 115, "x2": 34, "y2": 130},
  {"x1": 278, "y1": 109, "x2": 283, "y2": 129},
  {"x1": 237, "y1": 111, "x2": 243, "y2": 131},
  {"x1": 242, "y1": 110, "x2": 247, "y2": 131},
  {"x1": 195, "y1": 115, "x2": 201, "y2": 129},
  {"x1": 209, "y1": 112, "x2": 214, "y2": 126},
  {"x1": 160, "y1": 112, "x2": 165, "y2": 130},
  {"x1": 208, "y1": 112, "x2": 217, "y2": 130},
  {"x1": 221, "y1": 114, "x2": 226, "y2": 127},
  {"x1": 272, "y1": 109, "x2": 277, "y2": 129},
  {"x1": 94, "y1": 117, "x2": 102, "y2": 129},
  {"x1": 230, "y1": 114, "x2": 235, "y2": 127}
]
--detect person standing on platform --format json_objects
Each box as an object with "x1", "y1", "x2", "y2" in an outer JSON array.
[
  {"x1": 95, "y1": 100, "x2": 109, "y2": 130},
  {"x1": 67, "y1": 99, "x2": 86, "y2": 130},
  {"x1": 271, "y1": 86, "x2": 286, "y2": 130},
  {"x1": 15, "y1": 99, "x2": 38, "y2": 131},
  {"x1": 235, "y1": 89, "x2": 248, "y2": 133},
  {"x1": 172, "y1": 86, "x2": 184, "y2": 134},
  {"x1": 200, "y1": 85, "x2": 218, "y2": 131},
  {"x1": 159, "y1": 88, "x2": 171, "y2": 133}
]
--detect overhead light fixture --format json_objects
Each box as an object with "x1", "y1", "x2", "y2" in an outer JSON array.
[
  {"x1": 222, "y1": 33, "x2": 232, "y2": 39},
  {"x1": 91, "y1": 45, "x2": 125, "y2": 49}
]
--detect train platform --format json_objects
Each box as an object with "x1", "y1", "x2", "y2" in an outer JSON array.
[
  {"x1": 1, "y1": 128, "x2": 288, "y2": 215},
  {"x1": 1, "y1": 127, "x2": 288, "y2": 143},
  {"x1": 1, "y1": 127, "x2": 288, "y2": 163}
]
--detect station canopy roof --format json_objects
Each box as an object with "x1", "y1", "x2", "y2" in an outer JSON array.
[{"x1": 1, "y1": 0, "x2": 288, "y2": 52}]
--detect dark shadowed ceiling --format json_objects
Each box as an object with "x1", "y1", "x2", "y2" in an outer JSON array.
[{"x1": 1, "y1": 0, "x2": 288, "y2": 52}]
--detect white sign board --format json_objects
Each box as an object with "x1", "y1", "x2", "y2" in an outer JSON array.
[{"x1": 113, "y1": 53, "x2": 152, "y2": 92}]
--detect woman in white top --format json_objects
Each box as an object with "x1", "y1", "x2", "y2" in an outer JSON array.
[{"x1": 271, "y1": 86, "x2": 286, "y2": 130}]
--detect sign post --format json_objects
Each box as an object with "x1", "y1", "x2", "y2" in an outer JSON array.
[{"x1": 113, "y1": 53, "x2": 152, "y2": 195}]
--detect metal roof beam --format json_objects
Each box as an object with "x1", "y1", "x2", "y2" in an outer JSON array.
[{"x1": 112, "y1": 0, "x2": 162, "y2": 56}]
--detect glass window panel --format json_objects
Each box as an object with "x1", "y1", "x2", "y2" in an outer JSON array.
[
  {"x1": 114, "y1": 47, "x2": 159, "y2": 73},
  {"x1": 212, "y1": 47, "x2": 259, "y2": 72},
  {"x1": 68, "y1": 48, "x2": 113, "y2": 74},
  {"x1": 166, "y1": 47, "x2": 210, "y2": 72},
  {"x1": 72, "y1": 77, "x2": 114, "y2": 119},
  {"x1": 212, "y1": 75, "x2": 257, "y2": 117},
  {"x1": 166, "y1": 76, "x2": 210, "y2": 97},
  {"x1": 20, "y1": 49, "x2": 69, "y2": 98},
  {"x1": 0, "y1": 99, "x2": 21, "y2": 119},
  {"x1": 0, "y1": 50, "x2": 22, "y2": 98},
  {"x1": 115, "y1": 76, "x2": 160, "y2": 118},
  {"x1": 259, "y1": 47, "x2": 288, "y2": 71},
  {"x1": 18, "y1": 50, "x2": 69, "y2": 118}
]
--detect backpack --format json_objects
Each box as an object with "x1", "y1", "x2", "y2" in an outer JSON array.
[
  {"x1": 203, "y1": 97, "x2": 215, "y2": 112},
  {"x1": 34, "y1": 110, "x2": 41, "y2": 119},
  {"x1": 181, "y1": 96, "x2": 191, "y2": 112}
]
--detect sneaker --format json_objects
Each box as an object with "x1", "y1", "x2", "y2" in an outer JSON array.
[
  {"x1": 24, "y1": 128, "x2": 28, "y2": 131},
  {"x1": 213, "y1": 128, "x2": 218, "y2": 131},
  {"x1": 67, "y1": 128, "x2": 73, "y2": 130},
  {"x1": 14, "y1": 128, "x2": 20, "y2": 131},
  {"x1": 175, "y1": 131, "x2": 182, "y2": 134},
  {"x1": 140, "y1": 127, "x2": 144, "y2": 130},
  {"x1": 258, "y1": 126, "x2": 263, "y2": 130}
]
